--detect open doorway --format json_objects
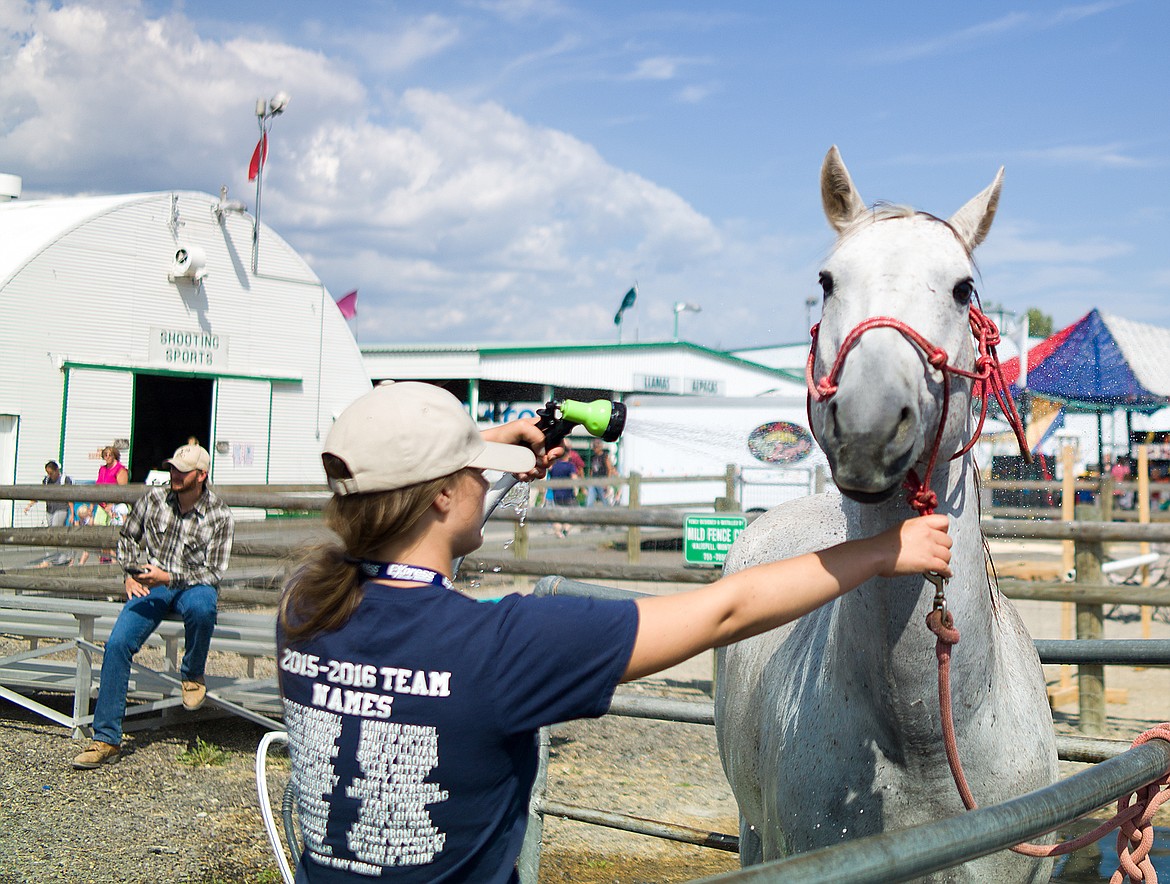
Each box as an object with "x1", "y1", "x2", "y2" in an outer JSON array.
[
  {"x1": 130, "y1": 375, "x2": 213, "y2": 482},
  {"x1": 0, "y1": 415, "x2": 17, "y2": 527}
]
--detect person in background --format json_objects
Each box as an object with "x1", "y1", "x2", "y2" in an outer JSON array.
[
  {"x1": 275, "y1": 381, "x2": 952, "y2": 883},
  {"x1": 586, "y1": 438, "x2": 618, "y2": 506},
  {"x1": 98, "y1": 445, "x2": 129, "y2": 485},
  {"x1": 71, "y1": 444, "x2": 234, "y2": 770},
  {"x1": 548, "y1": 447, "x2": 579, "y2": 538},
  {"x1": 72, "y1": 503, "x2": 94, "y2": 566},
  {"x1": 23, "y1": 460, "x2": 73, "y2": 527},
  {"x1": 95, "y1": 445, "x2": 130, "y2": 562},
  {"x1": 565, "y1": 445, "x2": 585, "y2": 477}
]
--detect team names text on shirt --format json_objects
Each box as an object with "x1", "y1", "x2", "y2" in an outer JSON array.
[{"x1": 280, "y1": 649, "x2": 452, "y2": 720}]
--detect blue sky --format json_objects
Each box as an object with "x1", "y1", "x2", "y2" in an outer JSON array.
[{"x1": 1, "y1": 1, "x2": 1166, "y2": 349}]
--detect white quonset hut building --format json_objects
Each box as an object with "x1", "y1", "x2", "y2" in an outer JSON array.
[{"x1": 0, "y1": 184, "x2": 370, "y2": 524}]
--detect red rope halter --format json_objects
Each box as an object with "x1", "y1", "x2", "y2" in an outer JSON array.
[{"x1": 805, "y1": 304, "x2": 1030, "y2": 515}]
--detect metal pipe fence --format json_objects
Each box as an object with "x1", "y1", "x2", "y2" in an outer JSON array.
[
  {"x1": 690, "y1": 738, "x2": 1170, "y2": 883},
  {"x1": 517, "y1": 576, "x2": 1170, "y2": 884}
]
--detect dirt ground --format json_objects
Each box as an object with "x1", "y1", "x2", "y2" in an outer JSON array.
[{"x1": 1, "y1": 534, "x2": 1169, "y2": 883}]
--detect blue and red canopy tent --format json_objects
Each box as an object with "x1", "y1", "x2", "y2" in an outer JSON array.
[{"x1": 999, "y1": 309, "x2": 1170, "y2": 465}]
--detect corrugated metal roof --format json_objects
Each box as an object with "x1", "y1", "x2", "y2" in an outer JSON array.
[
  {"x1": 0, "y1": 193, "x2": 153, "y2": 287},
  {"x1": 1103, "y1": 311, "x2": 1170, "y2": 397},
  {"x1": 360, "y1": 340, "x2": 798, "y2": 380}
]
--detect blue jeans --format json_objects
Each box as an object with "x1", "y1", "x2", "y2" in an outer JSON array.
[
  {"x1": 586, "y1": 486, "x2": 608, "y2": 506},
  {"x1": 90, "y1": 583, "x2": 218, "y2": 745}
]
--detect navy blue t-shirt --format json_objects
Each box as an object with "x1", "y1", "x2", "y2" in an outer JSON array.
[{"x1": 278, "y1": 582, "x2": 639, "y2": 883}]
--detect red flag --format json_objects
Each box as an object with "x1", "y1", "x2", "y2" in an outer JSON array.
[
  {"x1": 336, "y1": 289, "x2": 358, "y2": 319},
  {"x1": 248, "y1": 133, "x2": 268, "y2": 181}
]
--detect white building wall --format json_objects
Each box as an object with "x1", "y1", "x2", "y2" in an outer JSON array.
[
  {"x1": 363, "y1": 349, "x2": 481, "y2": 381},
  {"x1": 61, "y1": 368, "x2": 134, "y2": 482},
  {"x1": 483, "y1": 350, "x2": 794, "y2": 397},
  {"x1": 0, "y1": 191, "x2": 371, "y2": 491},
  {"x1": 211, "y1": 378, "x2": 271, "y2": 484}
]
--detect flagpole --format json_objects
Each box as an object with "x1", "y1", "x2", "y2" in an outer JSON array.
[{"x1": 250, "y1": 92, "x2": 288, "y2": 274}]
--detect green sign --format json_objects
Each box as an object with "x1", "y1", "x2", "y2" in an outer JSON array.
[{"x1": 683, "y1": 513, "x2": 747, "y2": 566}]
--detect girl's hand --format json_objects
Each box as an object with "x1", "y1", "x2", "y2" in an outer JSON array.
[
  {"x1": 877, "y1": 514, "x2": 952, "y2": 578},
  {"x1": 481, "y1": 419, "x2": 564, "y2": 480}
]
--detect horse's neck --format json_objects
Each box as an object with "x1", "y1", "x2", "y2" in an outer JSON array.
[{"x1": 837, "y1": 454, "x2": 994, "y2": 659}]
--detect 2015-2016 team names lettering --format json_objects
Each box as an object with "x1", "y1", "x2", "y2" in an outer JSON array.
[{"x1": 280, "y1": 648, "x2": 451, "y2": 720}]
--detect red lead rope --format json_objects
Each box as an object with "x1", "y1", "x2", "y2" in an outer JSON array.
[{"x1": 807, "y1": 305, "x2": 1170, "y2": 878}]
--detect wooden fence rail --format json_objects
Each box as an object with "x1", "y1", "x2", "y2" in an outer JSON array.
[{"x1": 2, "y1": 483, "x2": 1166, "y2": 734}]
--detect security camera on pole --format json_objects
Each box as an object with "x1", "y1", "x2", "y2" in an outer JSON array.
[{"x1": 249, "y1": 91, "x2": 289, "y2": 274}]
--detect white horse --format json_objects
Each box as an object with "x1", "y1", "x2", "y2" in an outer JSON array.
[{"x1": 714, "y1": 146, "x2": 1058, "y2": 882}]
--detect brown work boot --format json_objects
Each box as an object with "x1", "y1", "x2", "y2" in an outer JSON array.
[
  {"x1": 181, "y1": 678, "x2": 206, "y2": 711},
  {"x1": 72, "y1": 741, "x2": 121, "y2": 769}
]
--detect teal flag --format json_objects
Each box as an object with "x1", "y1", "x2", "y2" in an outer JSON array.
[{"x1": 613, "y1": 287, "x2": 637, "y2": 325}]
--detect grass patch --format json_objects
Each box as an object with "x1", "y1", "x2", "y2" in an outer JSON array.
[{"x1": 177, "y1": 736, "x2": 231, "y2": 767}]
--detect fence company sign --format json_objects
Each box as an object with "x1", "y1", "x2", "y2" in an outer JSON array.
[
  {"x1": 683, "y1": 513, "x2": 747, "y2": 566},
  {"x1": 150, "y1": 327, "x2": 228, "y2": 369}
]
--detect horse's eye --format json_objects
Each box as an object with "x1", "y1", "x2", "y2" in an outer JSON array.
[
  {"x1": 952, "y1": 278, "x2": 974, "y2": 305},
  {"x1": 818, "y1": 271, "x2": 834, "y2": 298}
]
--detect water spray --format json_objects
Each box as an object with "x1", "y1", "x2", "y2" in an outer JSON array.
[{"x1": 454, "y1": 398, "x2": 627, "y2": 577}]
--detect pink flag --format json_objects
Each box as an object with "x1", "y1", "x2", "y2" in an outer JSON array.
[
  {"x1": 248, "y1": 134, "x2": 268, "y2": 181},
  {"x1": 336, "y1": 289, "x2": 358, "y2": 319}
]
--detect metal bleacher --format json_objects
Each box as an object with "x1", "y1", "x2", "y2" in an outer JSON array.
[{"x1": 0, "y1": 593, "x2": 280, "y2": 737}]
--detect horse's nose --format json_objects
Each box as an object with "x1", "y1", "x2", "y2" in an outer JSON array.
[{"x1": 817, "y1": 382, "x2": 922, "y2": 497}]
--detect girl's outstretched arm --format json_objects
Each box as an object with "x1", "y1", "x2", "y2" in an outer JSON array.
[{"x1": 623, "y1": 514, "x2": 952, "y2": 682}]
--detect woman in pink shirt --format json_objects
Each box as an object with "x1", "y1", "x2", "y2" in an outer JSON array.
[
  {"x1": 95, "y1": 446, "x2": 128, "y2": 563},
  {"x1": 97, "y1": 446, "x2": 129, "y2": 485}
]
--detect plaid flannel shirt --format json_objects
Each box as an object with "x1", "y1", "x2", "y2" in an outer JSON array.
[{"x1": 117, "y1": 485, "x2": 234, "y2": 589}]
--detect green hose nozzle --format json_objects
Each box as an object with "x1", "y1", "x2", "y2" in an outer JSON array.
[
  {"x1": 558, "y1": 399, "x2": 626, "y2": 441},
  {"x1": 535, "y1": 398, "x2": 626, "y2": 449}
]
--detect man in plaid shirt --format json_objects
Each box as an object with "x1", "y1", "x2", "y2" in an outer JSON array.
[{"x1": 73, "y1": 444, "x2": 234, "y2": 770}]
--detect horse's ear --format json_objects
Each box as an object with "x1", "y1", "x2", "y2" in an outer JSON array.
[
  {"x1": 821, "y1": 145, "x2": 867, "y2": 233},
  {"x1": 948, "y1": 167, "x2": 1004, "y2": 251}
]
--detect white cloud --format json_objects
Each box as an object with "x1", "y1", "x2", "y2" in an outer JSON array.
[
  {"x1": 869, "y1": 2, "x2": 1128, "y2": 64},
  {"x1": 1017, "y1": 143, "x2": 1147, "y2": 169},
  {"x1": 676, "y1": 83, "x2": 716, "y2": 104},
  {"x1": 629, "y1": 56, "x2": 680, "y2": 80},
  {"x1": 327, "y1": 14, "x2": 462, "y2": 75},
  {"x1": 0, "y1": 2, "x2": 364, "y2": 191},
  {"x1": 983, "y1": 227, "x2": 1134, "y2": 265}
]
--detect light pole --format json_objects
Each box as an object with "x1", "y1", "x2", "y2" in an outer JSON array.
[
  {"x1": 251, "y1": 91, "x2": 289, "y2": 274},
  {"x1": 804, "y1": 295, "x2": 819, "y2": 331},
  {"x1": 673, "y1": 301, "x2": 702, "y2": 341}
]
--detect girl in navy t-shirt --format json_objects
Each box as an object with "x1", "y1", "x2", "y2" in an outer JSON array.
[{"x1": 278, "y1": 382, "x2": 952, "y2": 883}]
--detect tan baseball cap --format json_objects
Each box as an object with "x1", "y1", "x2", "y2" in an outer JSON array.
[
  {"x1": 166, "y1": 444, "x2": 211, "y2": 472},
  {"x1": 323, "y1": 382, "x2": 536, "y2": 495}
]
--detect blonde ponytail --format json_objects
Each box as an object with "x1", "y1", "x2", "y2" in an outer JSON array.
[{"x1": 279, "y1": 461, "x2": 450, "y2": 642}]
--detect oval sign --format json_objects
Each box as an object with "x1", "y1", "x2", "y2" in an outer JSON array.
[{"x1": 747, "y1": 421, "x2": 813, "y2": 465}]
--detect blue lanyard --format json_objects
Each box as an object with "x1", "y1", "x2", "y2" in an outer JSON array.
[{"x1": 359, "y1": 561, "x2": 453, "y2": 591}]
